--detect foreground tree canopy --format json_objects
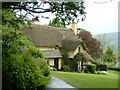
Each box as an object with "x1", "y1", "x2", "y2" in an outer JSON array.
[
  {"x1": 2, "y1": 1, "x2": 86, "y2": 26},
  {"x1": 2, "y1": 9, "x2": 51, "y2": 89}
]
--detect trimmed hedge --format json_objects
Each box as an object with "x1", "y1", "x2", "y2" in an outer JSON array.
[
  {"x1": 86, "y1": 64, "x2": 96, "y2": 73},
  {"x1": 108, "y1": 67, "x2": 120, "y2": 71},
  {"x1": 97, "y1": 64, "x2": 108, "y2": 71}
]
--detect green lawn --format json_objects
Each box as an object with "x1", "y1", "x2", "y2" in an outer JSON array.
[{"x1": 51, "y1": 70, "x2": 119, "y2": 88}]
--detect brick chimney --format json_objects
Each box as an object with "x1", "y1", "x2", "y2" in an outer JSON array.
[
  {"x1": 71, "y1": 22, "x2": 78, "y2": 34},
  {"x1": 32, "y1": 17, "x2": 40, "y2": 25}
]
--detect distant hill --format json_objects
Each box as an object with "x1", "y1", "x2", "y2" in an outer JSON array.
[{"x1": 94, "y1": 32, "x2": 119, "y2": 53}]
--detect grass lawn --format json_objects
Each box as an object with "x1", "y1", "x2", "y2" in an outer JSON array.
[{"x1": 51, "y1": 70, "x2": 119, "y2": 88}]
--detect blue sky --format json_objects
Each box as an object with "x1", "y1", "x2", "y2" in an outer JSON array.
[{"x1": 38, "y1": 0, "x2": 119, "y2": 35}]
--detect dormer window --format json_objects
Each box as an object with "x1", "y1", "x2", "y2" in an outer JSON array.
[
  {"x1": 55, "y1": 45, "x2": 59, "y2": 50},
  {"x1": 78, "y1": 47, "x2": 80, "y2": 52}
]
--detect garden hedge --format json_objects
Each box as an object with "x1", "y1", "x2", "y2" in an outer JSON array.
[
  {"x1": 86, "y1": 64, "x2": 96, "y2": 73},
  {"x1": 97, "y1": 64, "x2": 108, "y2": 71},
  {"x1": 108, "y1": 67, "x2": 120, "y2": 71}
]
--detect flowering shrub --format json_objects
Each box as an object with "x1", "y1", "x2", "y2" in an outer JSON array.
[
  {"x1": 2, "y1": 9, "x2": 50, "y2": 90},
  {"x1": 3, "y1": 53, "x2": 50, "y2": 89}
]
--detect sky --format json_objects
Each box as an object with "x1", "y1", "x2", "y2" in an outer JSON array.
[
  {"x1": 78, "y1": 0, "x2": 119, "y2": 35},
  {"x1": 38, "y1": 0, "x2": 119, "y2": 35}
]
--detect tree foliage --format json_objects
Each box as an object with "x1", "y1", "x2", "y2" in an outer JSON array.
[
  {"x1": 61, "y1": 50, "x2": 70, "y2": 66},
  {"x1": 74, "y1": 52, "x2": 86, "y2": 72},
  {"x1": 48, "y1": 18, "x2": 66, "y2": 28},
  {"x1": 103, "y1": 47, "x2": 117, "y2": 67},
  {"x1": 2, "y1": 1, "x2": 86, "y2": 26},
  {"x1": 77, "y1": 31, "x2": 103, "y2": 59},
  {"x1": 95, "y1": 34, "x2": 110, "y2": 52},
  {"x1": 2, "y1": 9, "x2": 50, "y2": 89},
  {"x1": 77, "y1": 28, "x2": 86, "y2": 32},
  {"x1": 61, "y1": 50, "x2": 86, "y2": 72}
]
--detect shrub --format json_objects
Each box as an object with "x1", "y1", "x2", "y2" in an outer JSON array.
[
  {"x1": 84, "y1": 68, "x2": 89, "y2": 73},
  {"x1": 2, "y1": 9, "x2": 50, "y2": 89},
  {"x1": 35, "y1": 58, "x2": 50, "y2": 77},
  {"x1": 86, "y1": 64, "x2": 96, "y2": 73},
  {"x1": 2, "y1": 53, "x2": 50, "y2": 90},
  {"x1": 28, "y1": 46, "x2": 43, "y2": 58},
  {"x1": 61, "y1": 50, "x2": 70, "y2": 66},
  {"x1": 108, "y1": 67, "x2": 120, "y2": 71},
  {"x1": 100, "y1": 64, "x2": 108, "y2": 71},
  {"x1": 62, "y1": 65, "x2": 70, "y2": 72},
  {"x1": 96, "y1": 64, "x2": 108, "y2": 71}
]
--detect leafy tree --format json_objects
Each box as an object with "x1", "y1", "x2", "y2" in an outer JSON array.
[
  {"x1": 2, "y1": 2, "x2": 86, "y2": 26},
  {"x1": 48, "y1": 18, "x2": 66, "y2": 28},
  {"x1": 2, "y1": 9, "x2": 50, "y2": 89},
  {"x1": 77, "y1": 28, "x2": 86, "y2": 32},
  {"x1": 95, "y1": 33, "x2": 117, "y2": 53},
  {"x1": 103, "y1": 47, "x2": 117, "y2": 67},
  {"x1": 77, "y1": 31, "x2": 103, "y2": 60},
  {"x1": 95, "y1": 33, "x2": 110, "y2": 52}
]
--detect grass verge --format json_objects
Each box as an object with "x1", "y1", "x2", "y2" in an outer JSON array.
[{"x1": 51, "y1": 71, "x2": 118, "y2": 88}]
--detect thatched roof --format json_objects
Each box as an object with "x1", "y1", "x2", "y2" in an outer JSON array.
[
  {"x1": 22, "y1": 25, "x2": 63, "y2": 47},
  {"x1": 42, "y1": 50, "x2": 62, "y2": 58},
  {"x1": 62, "y1": 38, "x2": 81, "y2": 50},
  {"x1": 22, "y1": 25, "x2": 81, "y2": 50},
  {"x1": 82, "y1": 51, "x2": 94, "y2": 62}
]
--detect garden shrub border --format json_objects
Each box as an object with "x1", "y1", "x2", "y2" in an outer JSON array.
[
  {"x1": 85, "y1": 64, "x2": 96, "y2": 73},
  {"x1": 108, "y1": 67, "x2": 120, "y2": 71},
  {"x1": 97, "y1": 64, "x2": 108, "y2": 71}
]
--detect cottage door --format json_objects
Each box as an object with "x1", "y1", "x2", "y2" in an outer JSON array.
[{"x1": 54, "y1": 58, "x2": 59, "y2": 70}]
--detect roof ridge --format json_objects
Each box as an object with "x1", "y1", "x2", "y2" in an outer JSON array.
[{"x1": 33, "y1": 24, "x2": 71, "y2": 31}]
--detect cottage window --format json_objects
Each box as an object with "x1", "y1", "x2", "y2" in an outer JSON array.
[
  {"x1": 55, "y1": 45, "x2": 59, "y2": 50},
  {"x1": 78, "y1": 47, "x2": 80, "y2": 52},
  {"x1": 47, "y1": 61, "x2": 49, "y2": 65}
]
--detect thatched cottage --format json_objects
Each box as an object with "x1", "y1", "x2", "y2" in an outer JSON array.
[{"x1": 22, "y1": 20, "x2": 94, "y2": 71}]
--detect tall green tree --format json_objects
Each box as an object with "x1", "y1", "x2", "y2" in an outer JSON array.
[{"x1": 103, "y1": 47, "x2": 117, "y2": 67}]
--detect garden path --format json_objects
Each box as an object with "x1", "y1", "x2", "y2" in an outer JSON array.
[{"x1": 46, "y1": 76, "x2": 78, "y2": 89}]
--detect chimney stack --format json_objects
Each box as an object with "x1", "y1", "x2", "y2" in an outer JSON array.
[
  {"x1": 71, "y1": 22, "x2": 78, "y2": 34},
  {"x1": 32, "y1": 17, "x2": 40, "y2": 25}
]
